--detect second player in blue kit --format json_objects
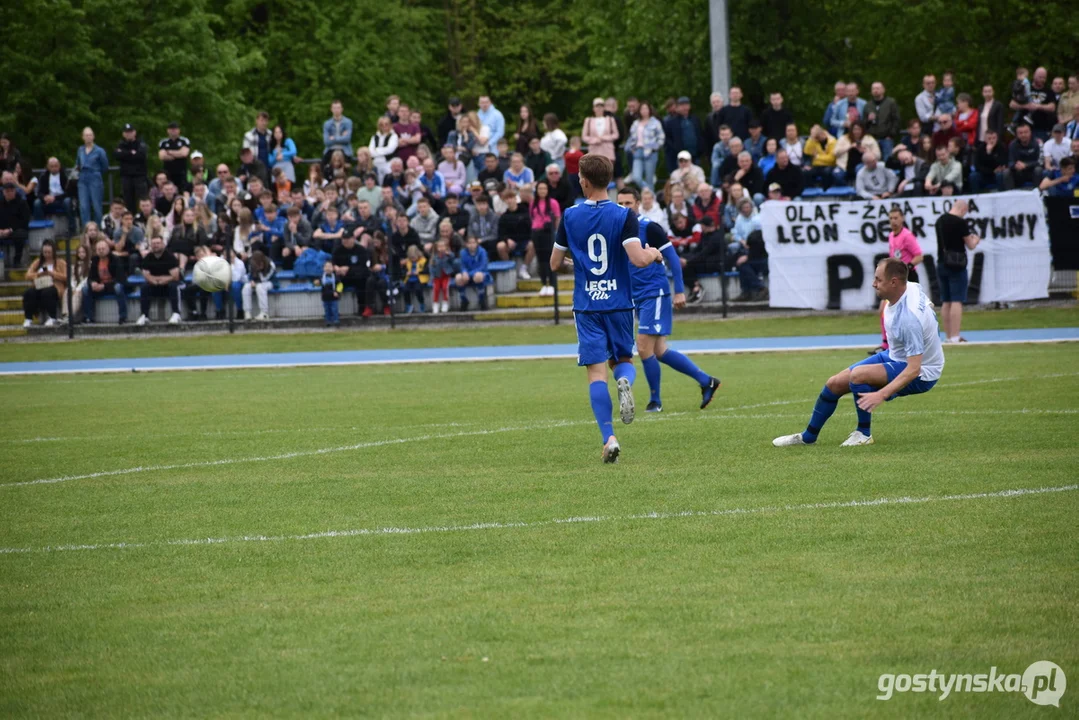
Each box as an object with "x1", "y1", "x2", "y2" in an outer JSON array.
[
  {"x1": 616, "y1": 187, "x2": 721, "y2": 413},
  {"x1": 550, "y1": 155, "x2": 664, "y2": 464}
]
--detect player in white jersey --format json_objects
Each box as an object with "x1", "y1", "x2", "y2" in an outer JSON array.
[{"x1": 773, "y1": 258, "x2": 944, "y2": 447}]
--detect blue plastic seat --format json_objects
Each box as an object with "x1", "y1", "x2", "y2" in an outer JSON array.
[
  {"x1": 825, "y1": 186, "x2": 856, "y2": 197},
  {"x1": 487, "y1": 260, "x2": 516, "y2": 273},
  {"x1": 801, "y1": 188, "x2": 824, "y2": 198}
]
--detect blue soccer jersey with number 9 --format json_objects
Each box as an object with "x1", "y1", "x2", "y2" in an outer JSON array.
[{"x1": 554, "y1": 199, "x2": 640, "y2": 313}]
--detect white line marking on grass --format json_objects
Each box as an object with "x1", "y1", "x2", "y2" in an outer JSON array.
[
  {"x1": 4, "y1": 398, "x2": 804, "y2": 488},
  {"x1": 0, "y1": 421, "x2": 480, "y2": 446},
  {"x1": 6, "y1": 382, "x2": 1077, "y2": 489},
  {"x1": 2, "y1": 421, "x2": 594, "y2": 488},
  {"x1": 2, "y1": 484, "x2": 1074, "y2": 556}
]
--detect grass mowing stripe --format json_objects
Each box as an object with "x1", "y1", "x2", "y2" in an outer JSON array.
[
  {"x1": 6, "y1": 377, "x2": 1070, "y2": 490},
  {"x1": 2, "y1": 484, "x2": 1074, "y2": 556}
]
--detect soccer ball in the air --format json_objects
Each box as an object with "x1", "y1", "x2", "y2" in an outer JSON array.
[{"x1": 193, "y1": 255, "x2": 232, "y2": 292}]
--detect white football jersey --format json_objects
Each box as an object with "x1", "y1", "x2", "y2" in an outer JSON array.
[{"x1": 884, "y1": 282, "x2": 945, "y2": 381}]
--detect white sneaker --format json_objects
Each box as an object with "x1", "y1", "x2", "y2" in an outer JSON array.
[
  {"x1": 256, "y1": 313, "x2": 269, "y2": 321},
  {"x1": 617, "y1": 377, "x2": 635, "y2": 425},
  {"x1": 517, "y1": 265, "x2": 532, "y2": 280},
  {"x1": 602, "y1": 436, "x2": 621, "y2": 464},
  {"x1": 43, "y1": 318, "x2": 56, "y2": 327},
  {"x1": 840, "y1": 430, "x2": 874, "y2": 447},
  {"x1": 432, "y1": 303, "x2": 440, "y2": 315},
  {"x1": 546, "y1": 285, "x2": 556, "y2": 296},
  {"x1": 772, "y1": 433, "x2": 808, "y2": 447},
  {"x1": 135, "y1": 314, "x2": 149, "y2": 326},
  {"x1": 168, "y1": 312, "x2": 181, "y2": 324},
  {"x1": 22, "y1": 319, "x2": 32, "y2": 328},
  {"x1": 441, "y1": 301, "x2": 449, "y2": 313}
]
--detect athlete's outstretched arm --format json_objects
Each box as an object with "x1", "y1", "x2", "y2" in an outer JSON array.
[
  {"x1": 857, "y1": 354, "x2": 922, "y2": 412},
  {"x1": 661, "y1": 244, "x2": 685, "y2": 292}
]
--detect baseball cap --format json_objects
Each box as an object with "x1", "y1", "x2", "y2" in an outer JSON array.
[
  {"x1": 468, "y1": 180, "x2": 483, "y2": 190},
  {"x1": 768, "y1": 183, "x2": 782, "y2": 192},
  {"x1": 167, "y1": 122, "x2": 180, "y2": 129},
  {"x1": 122, "y1": 123, "x2": 136, "y2": 132},
  {"x1": 448, "y1": 96, "x2": 461, "y2": 106},
  {"x1": 699, "y1": 216, "x2": 715, "y2": 227},
  {"x1": 592, "y1": 97, "x2": 605, "y2": 106},
  {"x1": 677, "y1": 150, "x2": 692, "y2": 161},
  {"x1": 1053, "y1": 123, "x2": 1066, "y2": 133},
  {"x1": 191, "y1": 150, "x2": 204, "y2": 159},
  {"x1": 677, "y1": 96, "x2": 691, "y2": 104}
]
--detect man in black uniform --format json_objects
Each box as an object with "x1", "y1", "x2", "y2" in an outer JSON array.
[
  {"x1": 115, "y1": 123, "x2": 147, "y2": 212},
  {"x1": 136, "y1": 236, "x2": 182, "y2": 325},
  {"x1": 332, "y1": 233, "x2": 371, "y2": 315},
  {"x1": 157, "y1": 122, "x2": 190, "y2": 191}
]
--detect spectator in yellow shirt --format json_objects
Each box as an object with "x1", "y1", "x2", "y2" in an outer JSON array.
[{"x1": 802, "y1": 125, "x2": 838, "y2": 189}]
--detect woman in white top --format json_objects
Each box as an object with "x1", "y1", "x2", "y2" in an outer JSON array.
[
  {"x1": 581, "y1": 98, "x2": 618, "y2": 161},
  {"x1": 780, "y1": 123, "x2": 804, "y2": 166},
  {"x1": 303, "y1": 164, "x2": 327, "y2": 203},
  {"x1": 639, "y1": 187, "x2": 668, "y2": 232},
  {"x1": 368, "y1": 116, "x2": 399, "y2": 183},
  {"x1": 540, "y1": 113, "x2": 568, "y2": 171}
]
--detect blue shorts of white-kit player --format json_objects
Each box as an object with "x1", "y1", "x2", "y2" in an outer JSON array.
[
  {"x1": 576, "y1": 310, "x2": 636, "y2": 366},
  {"x1": 850, "y1": 351, "x2": 938, "y2": 400},
  {"x1": 636, "y1": 294, "x2": 673, "y2": 337}
]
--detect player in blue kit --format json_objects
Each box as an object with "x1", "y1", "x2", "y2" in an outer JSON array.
[
  {"x1": 616, "y1": 187, "x2": 721, "y2": 413},
  {"x1": 550, "y1": 155, "x2": 664, "y2": 463}
]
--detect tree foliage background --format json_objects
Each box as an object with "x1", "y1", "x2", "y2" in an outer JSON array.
[{"x1": 2, "y1": 0, "x2": 1076, "y2": 170}]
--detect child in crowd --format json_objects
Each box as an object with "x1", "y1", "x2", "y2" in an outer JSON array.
[
  {"x1": 320, "y1": 260, "x2": 340, "y2": 326},
  {"x1": 402, "y1": 245, "x2": 428, "y2": 313},
  {"x1": 564, "y1": 135, "x2": 584, "y2": 198},
  {"x1": 272, "y1": 166, "x2": 291, "y2": 197},
  {"x1": 241, "y1": 250, "x2": 276, "y2": 321},
  {"x1": 935, "y1": 70, "x2": 957, "y2": 118},
  {"x1": 455, "y1": 236, "x2": 489, "y2": 311},
  {"x1": 1010, "y1": 66, "x2": 1033, "y2": 130},
  {"x1": 428, "y1": 236, "x2": 457, "y2": 314}
]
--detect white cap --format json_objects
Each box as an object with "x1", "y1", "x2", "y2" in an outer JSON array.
[{"x1": 677, "y1": 150, "x2": 692, "y2": 161}]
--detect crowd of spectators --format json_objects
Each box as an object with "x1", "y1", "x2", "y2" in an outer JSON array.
[{"x1": 2, "y1": 64, "x2": 1078, "y2": 325}]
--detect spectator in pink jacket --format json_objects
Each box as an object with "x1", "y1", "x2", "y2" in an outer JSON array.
[
  {"x1": 437, "y1": 144, "x2": 467, "y2": 195},
  {"x1": 872, "y1": 207, "x2": 925, "y2": 352}
]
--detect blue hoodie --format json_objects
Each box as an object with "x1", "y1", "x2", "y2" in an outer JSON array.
[{"x1": 459, "y1": 245, "x2": 489, "y2": 277}]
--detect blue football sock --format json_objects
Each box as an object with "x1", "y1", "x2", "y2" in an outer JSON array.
[
  {"x1": 849, "y1": 382, "x2": 875, "y2": 436},
  {"x1": 589, "y1": 380, "x2": 614, "y2": 444},
  {"x1": 612, "y1": 361, "x2": 636, "y2": 386},
  {"x1": 641, "y1": 355, "x2": 662, "y2": 403},
  {"x1": 801, "y1": 386, "x2": 840, "y2": 443},
  {"x1": 658, "y1": 349, "x2": 711, "y2": 387}
]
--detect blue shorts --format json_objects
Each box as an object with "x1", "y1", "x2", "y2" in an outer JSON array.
[
  {"x1": 635, "y1": 295, "x2": 673, "y2": 336},
  {"x1": 575, "y1": 310, "x2": 635, "y2": 366},
  {"x1": 851, "y1": 351, "x2": 938, "y2": 399},
  {"x1": 937, "y1": 264, "x2": 968, "y2": 304}
]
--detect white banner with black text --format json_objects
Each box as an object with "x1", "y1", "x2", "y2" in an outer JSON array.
[{"x1": 759, "y1": 192, "x2": 1051, "y2": 309}]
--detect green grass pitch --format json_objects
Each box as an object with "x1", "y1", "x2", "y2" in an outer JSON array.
[{"x1": 1, "y1": 319, "x2": 1077, "y2": 717}]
